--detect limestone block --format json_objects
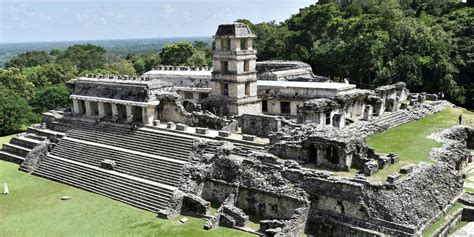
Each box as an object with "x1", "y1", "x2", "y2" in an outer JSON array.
[
  {"x1": 176, "y1": 123, "x2": 187, "y2": 131},
  {"x1": 218, "y1": 131, "x2": 231, "y2": 137},
  {"x1": 387, "y1": 153, "x2": 400, "y2": 164},
  {"x1": 400, "y1": 102, "x2": 408, "y2": 110},
  {"x1": 242, "y1": 135, "x2": 255, "y2": 141},
  {"x1": 101, "y1": 159, "x2": 116, "y2": 170},
  {"x1": 196, "y1": 127, "x2": 208, "y2": 135},
  {"x1": 377, "y1": 156, "x2": 391, "y2": 169},
  {"x1": 400, "y1": 164, "x2": 414, "y2": 174},
  {"x1": 386, "y1": 172, "x2": 401, "y2": 183},
  {"x1": 153, "y1": 120, "x2": 160, "y2": 126},
  {"x1": 167, "y1": 122, "x2": 175, "y2": 129},
  {"x1": 364, "y1": 160, "x2": 379, "y2": 176}
]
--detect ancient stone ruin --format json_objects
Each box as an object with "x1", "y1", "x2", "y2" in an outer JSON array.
[{"x1": 1, "y1": 22, "x2": 472, "y2": 236}]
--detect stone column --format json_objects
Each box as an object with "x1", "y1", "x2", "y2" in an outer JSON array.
[
  {"x1": 111, "y1": 104, "x2": 119, "y2": 118},
  {"x1": 98, "y1": 102, "x2": 106, "y2": 118},
  {"x1": 142, "y1": 106, "x2": 156, "y2": 125},
  {"x1": 85, "y1": 101, "x2": 93, "y2": 117},
  {"x1": 126, "y1": 105, "x2": 133, "y2": 123},
  {"x1": 73, "y1": 99, "x2": 81, "y2": 115}
]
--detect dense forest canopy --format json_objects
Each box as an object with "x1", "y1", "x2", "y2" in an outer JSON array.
[
  {"x1": 238, "y1": 0, "x2": 473, "y2": 109},
  {"x1": 0, "y1": 0, "x2": 472, "y2": 135},
  {"x1": 0, "y1": 41, "x2": 212, "y2": 135}
]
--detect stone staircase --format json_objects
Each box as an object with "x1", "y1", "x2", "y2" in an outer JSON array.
[
  {"x1": 65, "y1": 123, "x2": 193, "y2": 162},
  {"x1": 33, "y1": 155, "x2": 176, "y2": 212},
  {"x1": 30, "y1": 122, "x2": 195, "y2": 212},
  {"x1": 50, "y1": 137, "x2": 186, "y2": 187},
  {"x1": 0, "y1": 133, "x2": 46, "y2": 164},
  {"x1": 373, "y1": 110, "x2": 413, "y2": 128}
]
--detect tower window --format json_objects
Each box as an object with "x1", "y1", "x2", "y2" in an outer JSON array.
[
  {"x1": 222, "y1": 39, "x2": 231, "y2": 50},
  {"x1": 280, "y1": 101, "x2": 291, "y2": 114},
  {"x1": 262, "y1": 100, "x2": 268, "y2": 112},
  {"x1": 244, "y1": 60, "x2": 250, "y2": 72},
  {"x1": 222, "y1": 84, "x2": 229, "y2": 96},
  {"x1": 326, "y1": 112, "x2": 331, "y2": 125},
  {"x1": 221, "y1": 61, "x2": 228, "y2": 73},
  {"x1": 245, "y1": 83, "x2": 250, "y2": 96},
  {"x1": 240, "y1": 39, "x2": 249, "y2": 50}
]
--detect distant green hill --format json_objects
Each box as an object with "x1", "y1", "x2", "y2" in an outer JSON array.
[{"x1": 0, "y1": 37, "x2": 212, "y2": 67}]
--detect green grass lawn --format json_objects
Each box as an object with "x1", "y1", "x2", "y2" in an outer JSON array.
[
  {"x1": 366, "y1": 107, "x2": 474, "y2": 181},
  {"x1": 0, "y1": 132, "x2": 253, "y2": 237},
  {"x1": 0, "y1": 134, "x2": 19, "y2": 149}
]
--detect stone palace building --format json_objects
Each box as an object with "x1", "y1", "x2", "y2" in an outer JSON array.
[{"x1": 2, "y1": 23, "x2": 473, "y2": 236}]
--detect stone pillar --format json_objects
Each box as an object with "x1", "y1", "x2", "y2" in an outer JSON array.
[
  {"x1": 126, "y1": 105, "x2": 133, "y2": 123},
  {"x1": 73, "y1": 99, "x2": 81, "y2": 115},
  {"x1": 111, "y1": 104, "x2": 119, "y2": 118},
  {"x1": 98, "y1": 102, "x2": 106, "y2": 118},
  {"x1": 85, "y1": 101, "x2": 93, "y2": 116},
  {"x1": 142, "y1": 106, "x2": 155, "y2": 125}
]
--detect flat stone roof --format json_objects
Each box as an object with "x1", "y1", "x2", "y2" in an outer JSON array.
[
  {"x1": 257, "y1": 81, "x2": 356, "y2": 91},
  {"x1": 144, "y1": 70, "x2": 212, "y2": 78}
]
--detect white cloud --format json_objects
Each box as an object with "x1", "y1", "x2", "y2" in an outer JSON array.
[{"x1": 162, "y1": 3, "x2": 175, "y2": 19}]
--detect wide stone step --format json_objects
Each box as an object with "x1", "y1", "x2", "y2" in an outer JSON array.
[
  {"x1": 0, "y1": 151, "x2": 25, "y2": 164},
  {"x1": 51, "y1": 151, "x2": 182, "y2": 187},
  {"x1": 33, "y1": 155, "x2": 174, "y2": 212},
  {"x1": 65, "y1": 134, "x2": 191, "y2": 161},
  {"x1": 66, "y1": 136, "x2": 191, "y2": 162},
  {"x1": 51, "y1": 148, "x2": 183, "y2": 186},
  {"x1": 51, "y1": 139, "x2": 184, "y2": 185},
  {"x1": 2, "y1": 143, "x2": 31, "y2": 158},
  {"x1": 10, "y1": 136, "x2": 41, "y2": 149}
]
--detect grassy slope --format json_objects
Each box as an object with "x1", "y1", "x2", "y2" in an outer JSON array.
[
  {"x1": 0, "y1": 134, "x2": 252, "y2": 237},
  {"x1": 0, "y1": 134, "x2": 18, "y2": 149},
  {"x1": 366, "y1": 107, "x2": 474, "y2": 181}
]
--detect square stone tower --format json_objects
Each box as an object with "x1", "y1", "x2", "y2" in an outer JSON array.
[{"x1": 211, "y1": 23, "x2": 261, "y2": 115}]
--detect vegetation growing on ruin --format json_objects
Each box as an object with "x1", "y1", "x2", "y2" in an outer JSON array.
[
  {"x1": 0, "y1": 41, "x2": 213, "y2": 134},
  {"x1": 422, "y1": 202, "x2": 464, "y2": 237},
  {"x1": 367, "y1": 107, "x2": 474, "y2": 181},
  {"x1": 239, "y1": 0, "x2": 473, "y2": 110},
  {"x1": 0, "y1": 158, "x2": 253, "y2": 237}
]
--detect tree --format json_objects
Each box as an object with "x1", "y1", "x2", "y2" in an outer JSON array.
[
  {"x1": 21, "y1": 63, "x2": 78, "y2": 87},
  {"x1": 0, "y1": 86, "x2": 34, "y2": 135},
  {"x1": 0, "y1": 68, "x2": 34, "y2": 99},
  {"x1": 159, "y1": 42, "x2": 196, "y2": 66},
  {"x1": 58, "y1": 44, "x2": 107, "y2": 72},
  {"x1": 4, "y1": 51, "x2": 53, "y2": 68},
  {"x1": 107, "y1": 60, "x2": 137, "y2": 76},
  {"x1": 29, "y1": 84, "x2": 70, "y2": 114}
]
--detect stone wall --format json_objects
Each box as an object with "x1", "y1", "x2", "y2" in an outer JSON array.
[
  {"x1": 240, "y1": 114, "x2": 282, "y2": 137},
  {"x1": 19, "y1": 139, "x2": 51, "y2": 172}
]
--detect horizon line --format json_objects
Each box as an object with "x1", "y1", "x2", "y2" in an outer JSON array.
[{"x1": 0, "y1": 35, "x2": 213, "y2": 45}]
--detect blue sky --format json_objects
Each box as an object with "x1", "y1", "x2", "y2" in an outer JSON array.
[{"x1": 0, "y1": 0, "x2": 316, "y2": 43}]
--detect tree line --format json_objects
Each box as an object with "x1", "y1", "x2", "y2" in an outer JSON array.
[
  {"x1": 0, "y1": 41, "x2": 212, "y2": 135},
  {"x1": 238, "y1": 0, "x2": 473, "y2": 109}
]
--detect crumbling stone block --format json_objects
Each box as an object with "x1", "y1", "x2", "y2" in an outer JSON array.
[
  {"x1": 167, "y1": 122, "x2": 175, "y2": 129},
  {"x1": 243, "y1": 135, "x2": 255, "y2": 141},
  {"x1": 377, "y1": 156, "x2": 391, "y2": 169},
  {"x1": 100, "y1": 159, "x2": 116, "y2": 170},
  {"x1": 386, "y1": 172, "x2": 401, "y2": 183},
  {"x1": 400, "y1": 102, "x2": 408, "y2": 110},
  {"x1": 181, "y1": 194, "x2": 210, "y2": 216},
  {"x1": 218, "y1": 131, "x2": 231, "y2": 137},
  {"x1": 176, "y1": 123, "x2": 187, "y2": 131},
  {"x1": 387, "y1": 153, "x2": 400, "y2": 164},
  {"x1": 400, "y1": 164, "x2": 414, "y2": 174},
  {"x1": 153, "y1": 120, "x2": 160, "y2": 126},
  {"x1": 196, "y1": 127, "x2": 208, "y2": 135},
  {"x1": 364, "y1": 160, "x2": 379, "y2": 176}
]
